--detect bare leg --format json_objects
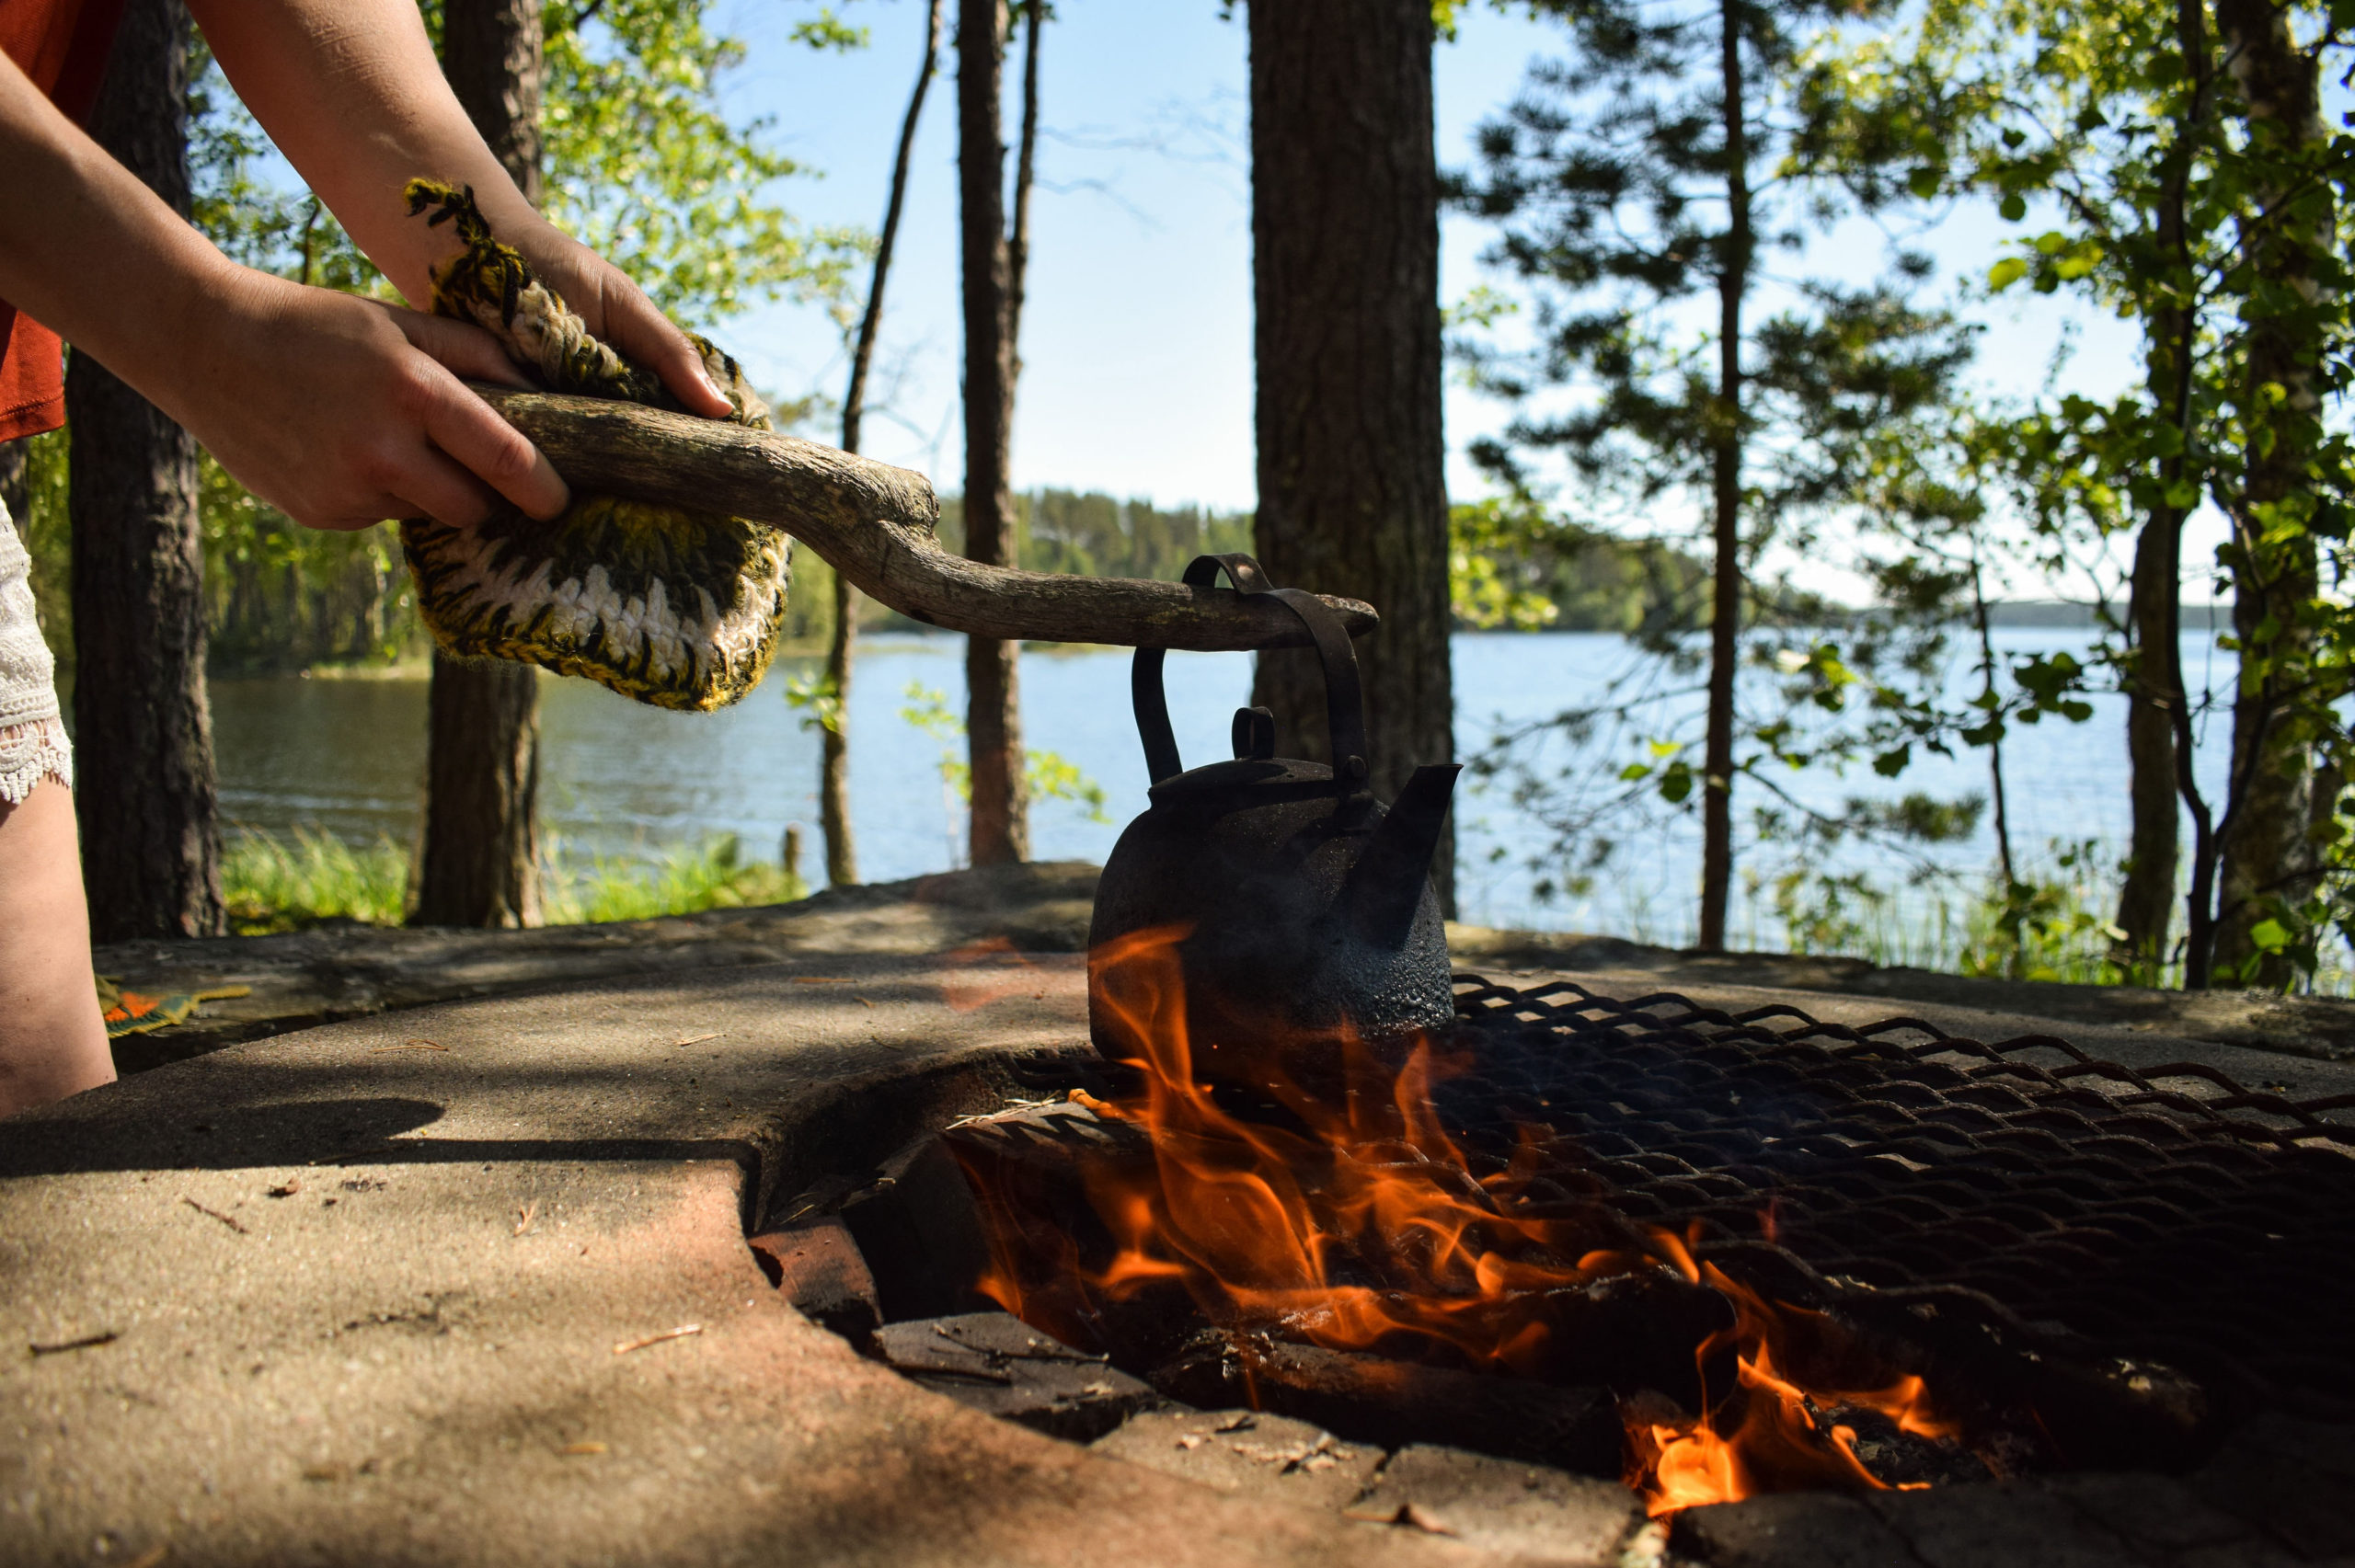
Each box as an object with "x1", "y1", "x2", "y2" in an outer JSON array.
[{"x1": 0, "y1": 776, "x2": 111, "y2": 1116}]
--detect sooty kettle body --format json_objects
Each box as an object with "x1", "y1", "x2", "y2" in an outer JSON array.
[{"x1": 1086, "y1": 555, "x2": 1460, "y2": 1083}]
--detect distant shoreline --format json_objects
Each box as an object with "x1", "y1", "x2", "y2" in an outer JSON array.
[{"x1": 215, "y1": 607, "x2": 2226, "y2": 682}]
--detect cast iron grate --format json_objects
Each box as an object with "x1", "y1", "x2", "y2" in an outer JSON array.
[{"x1": 1439, "y1": 976, "x2": 2355, "y2": 1422}]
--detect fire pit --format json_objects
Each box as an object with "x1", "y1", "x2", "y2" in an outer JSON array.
[{"x1": 752, "y1": 945, "x2": 2355, "y2": 1563}]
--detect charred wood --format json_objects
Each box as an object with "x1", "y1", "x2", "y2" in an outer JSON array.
[{"x1": 1154, "y1": 1330, "x2": 1624, "y2": 1480}]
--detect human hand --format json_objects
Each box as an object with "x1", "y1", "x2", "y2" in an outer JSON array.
[
  {"x1": 177, "y1": 268, "x2": 571, "y2": 532},
  {"x1": 497, "y1": 217, "x2": 737, "y2": 420}
]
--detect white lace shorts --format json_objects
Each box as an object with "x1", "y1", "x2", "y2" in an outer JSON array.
[{"x1": 0, "y1": 503, "x2": 72, "y2": 805}]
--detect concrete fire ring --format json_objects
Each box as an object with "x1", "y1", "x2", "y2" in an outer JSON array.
[{"x1": 7, "y1": 876, "x2": 2355, "y2": 1566}]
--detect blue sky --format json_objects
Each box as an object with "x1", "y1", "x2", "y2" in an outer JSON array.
[
  {"x1": 200, "y1": 3, "x2": 2223, "y2": 599},
  {"x1": 699, "y1": 0, "x2": 2199, "y2": 601}
]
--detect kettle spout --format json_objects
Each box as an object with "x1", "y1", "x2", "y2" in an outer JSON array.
[{"x1": 1348, "y1": 762, "x2": 1462, "y2": 947}]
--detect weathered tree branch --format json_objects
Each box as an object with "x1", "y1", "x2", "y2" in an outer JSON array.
[{"x1": 472, "y1": 387, "x2": 1381, "y2": 650}]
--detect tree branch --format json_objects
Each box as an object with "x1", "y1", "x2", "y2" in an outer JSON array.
[{"x1": 474, "y1": 387, "x2": 1380, "y2": 650}]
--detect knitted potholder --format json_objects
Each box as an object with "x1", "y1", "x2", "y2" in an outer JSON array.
[{"x1": 397, "y1": 179, "x2": 791, "y2": 711}]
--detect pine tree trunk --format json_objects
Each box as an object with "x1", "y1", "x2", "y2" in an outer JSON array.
[
  {"x1": 959, "y1": 0, "x2": 1027, "y2": 865},
  {"x1": 415, "y1": 0, "x2": 545, "y2": 928},
  {"x1": 2119, "y1": 512, "x2": 2185, "y2": 974},
  {"x1": 827, "y1": 0, "x2": 945, "y2": 888},
  {"x1": 1246, "y1": 0, "x2": 1453, "y2": 908},
  {"x1": 1696, "y1": 0, "x2": 1750, "y2": 953},
  {"x1": 68, "y1": 0, "x2": 223, "y2": 943},
  {"x1": 2209, "y1": 0, "x2": 2327, "y2": 986},
  {"x1": 2117, "y1": 0, "x2": 2211, "y2": 983}
]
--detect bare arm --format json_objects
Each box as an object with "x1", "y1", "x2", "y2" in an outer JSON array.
[
  {"x1": 187, "y1": 0, "x2": 733, "y2": 418},
  {"x1": 0, "y1": 43, "x2": 564, "y2": 529}
]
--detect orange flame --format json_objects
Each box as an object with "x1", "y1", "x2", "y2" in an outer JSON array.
[
  {"x1": 968, "y1": 925, "x2": 1961, "y2": 1515},
  {"x1": 1624, "y1": 1228, "x2": 1962, "y2": 1515}
]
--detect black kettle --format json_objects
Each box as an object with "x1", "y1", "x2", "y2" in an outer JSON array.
[{"x1": 1087, "y1": 554, "x2": 1461, "y2": 1080}]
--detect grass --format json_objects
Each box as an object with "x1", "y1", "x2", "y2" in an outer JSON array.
[
  {"x1": 539, "y1": 833, "x2": 808, "y2": 924},
  {"x1": 223, "y1": 828, "x2": 408, "y2": 933},
  {"x1": 1751, "y1": 857, "x2": 2127, "y2": 985},
  {"x1": 220, "y1": 826, "x2": 808, "y2": 934},
  {"x1": 1751, "y1": 853, "x2": 2355, "y2": 995}
]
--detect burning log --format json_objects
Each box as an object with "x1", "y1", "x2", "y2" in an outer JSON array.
[
  {"x1": 1154, "y1": 1329, "x2": 1626, "y2": 1480},
  {"x1": 920, "y1": 947, "x2": 2271, "y2": 1519}
]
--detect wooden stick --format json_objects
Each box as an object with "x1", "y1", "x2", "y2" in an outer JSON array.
[{"x1": 473, "y1": 388, "x2": 1380, "y2": 650}]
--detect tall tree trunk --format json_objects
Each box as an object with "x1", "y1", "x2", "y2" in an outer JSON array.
[
  {"x1": 68, "y1": 0, "x2": 223, "y2": 942},
  {"x1": 415, "y1": 0, "x2": 546, "y2": 928},
  {"x1": 2116, "y1": 0, "x2": 2211, "y2": 983},
  {"x1": 1246, "y1": 0, "x2": 1453, "y2": 907},
  {"x1": 827, "y1": 0, "x2": 946, "y2": 887},
  {"x1": 1969, "y1": 549, "x2": 2016, "y2": 890},
  {"x1": 1008, "y1": 0, "x2": 1041, "y2": 364},
  {"x1": 959, "y1": 0, "x2": 1027, "y2": 865},
  {"x1": 2208, "y1": 0, "x2": 2328, "y2": 986},
  {"x1": 2120, "y1": 510, "x2": 2187, "y2": 971},
  {"x1": 1697, "y1": 0, "x2": 1750, "y2": 953}
]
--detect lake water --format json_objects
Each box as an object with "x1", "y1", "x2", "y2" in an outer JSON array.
[{"x1": 209, "y1": 629, "x2": 2235, "y2": 943}]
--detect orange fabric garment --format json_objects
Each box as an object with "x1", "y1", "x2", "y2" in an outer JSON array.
[{"x1": 0, "y1": 0, "x2": 130, "y2": 442}]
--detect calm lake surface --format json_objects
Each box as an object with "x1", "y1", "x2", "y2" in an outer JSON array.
[{"x1": 209, "y1": 629, "x2": 2234, "y2": 942}]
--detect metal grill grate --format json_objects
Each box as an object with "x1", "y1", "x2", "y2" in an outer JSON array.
[{"x1": 1442, "y1": 978, "x2": 2355, "y2": 1422}]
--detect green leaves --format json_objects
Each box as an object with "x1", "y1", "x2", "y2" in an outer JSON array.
[
  {"x1": 1449, "y1": 497, "x2": 1567, "y2": 630},
  {"x1": 788, "y1": 7, "x2": 870, "y2": 51},
  {"x1": 783, "y1": 669, "x2": 844, "y2": 735},
  {"x1": 540, "y1": 0, "x2": 867, "y2": 331},
  {"x1": 2012, "y1": 651, "x2": 2092, "y2": 723},
  {"x1": 1026, "y1": 752, "x2": 1111, "y2": 824},
  {"x1": 898, "y1": 681, "x2": 1109, "y2": 822}
]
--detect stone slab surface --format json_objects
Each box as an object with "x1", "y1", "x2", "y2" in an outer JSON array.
[
  {"x1": 1865, "y1": 1482, "x2": 2152, "y2": 1567},
  {"x1": 745, "y1": 1218, "x2": 879, "y2": 1341},
  {"x1": 1346, "y1": 1445, "x2": 1648, "y2": 1566},
  {"x1": 2039, "y1": 1473, "x2": 2277, "y2": 1561},
  {"x1": 1672, "y1": 1493, "x2": 1920, "y2": 1568},
  {"x1": 2190, "y1": 1413, "x2": 2355, "y2": 1562},
  {"x1": 1092, "y1": 1409, "x2": 1384, "y2": 1514},
  {"x1": 2, "y1": 945, "x2": 1489, "y2": 1568},
  {"x1": 96, "y1": 861, "x2": 1101, "y2": 1070},
  {"x1": 14, "y1": 875, "x2": 2355, "y2": 1567},
  {"x1": 868, "y1": 1312, "x2": 1158, "y2": 1441},
  {"x1": 1669, "y1": 1430, "x2": 2355, "y2": 1568}
]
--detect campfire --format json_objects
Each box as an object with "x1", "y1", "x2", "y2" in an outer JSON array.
[
  {"x1": 746, "y1": 936, "x2": 2355, "y2": 1548},
  {"x1": 955, "y1": 924, "x2": 1990, "y2": 1516}
]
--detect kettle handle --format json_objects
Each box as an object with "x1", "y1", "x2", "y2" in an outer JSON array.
[{"x1": 1132, "y1": 553, "x2": 1371, "y2": 789}]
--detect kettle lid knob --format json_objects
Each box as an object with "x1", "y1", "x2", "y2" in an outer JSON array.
[{"x1": 1231, "y1": 705, "x2": 1276, "y2": 761}]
